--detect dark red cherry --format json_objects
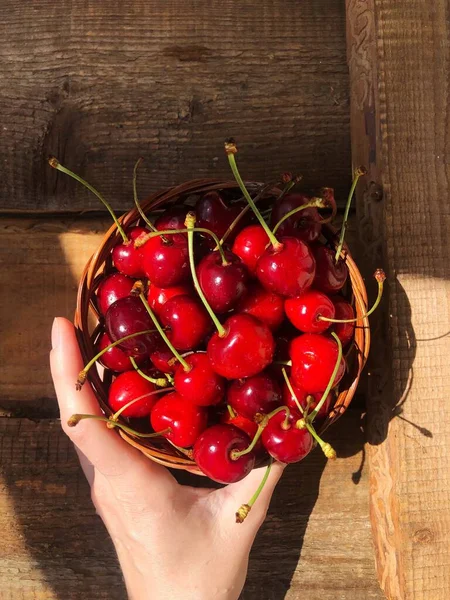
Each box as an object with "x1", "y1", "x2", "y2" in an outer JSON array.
[
  {"x1": 196, "y1": 191, "x2": 246, "y2": 245},
  {"x1": 174, "y1": 353, "x2": 225, "y2": 406},
  {"x1": 193, "y1": 424, "x2": 255, "y2": 484},
  {"x1": 108, "y1": 371, "x2": 157, "y2": 417},
  {"x1": 147, "y1": 283, "x2": 192, "y2": 316},
  {"x1": 150, "y1": 348, "x2": 177, "y2": 374},
  {"x1": 236, "y1": 283, "x2": 284, "y2": 330},
  {"x1": 150, "y1": 391, "x2": 208, "y2": 448},
  {"x1": 197, "y1": 250, "x2": 248, "y2": 314},
  {"x1": 228, "y1": 372, "x2": 281, "y2": 420},
  {"x1": 282, "y1": 382, "x2": 332, "y2": 419},
  {"x1": 97, "y1": 332, "x2": 146, "y2": 373},
  {"x1": 331, "y1": 297, "x2": 355, "y2": 347},
  {"x1": 160, "y1": 294, "x2": 211, "y2": 351},
  {"x1": 105, "y1": 296, "x2": 161, "y2": 356},
  {"x1": 112, "y1": 226, "x2": 147, "y2": 278},
  {"x1": 97, "y1": 272, "x2": 135, "y2": 315},
  {"x1": 290, "y1": 334, "x2": 345, "y2": 393},
  {"x1": 256, "y1": 237, "x2": 316, "y2": 297},
  {"x1": 207, "y1": 314, "x2": 275, "y2": 379},
  {"x1": 140, "y1": 233, "x2": 189, "y2": 287},
  {"x1": 261, "y1": 408, "x2": 313, "y2": 463},
  {"x1": 270, "y1": 193, "x2": 321, "y2": 243},
  {"x1": 232, "y1": 225, "x2": 270, "y2": 274},
  {"x1": 312, "y1": 245, "x2": 348, "y2": 294},
  {"x1": 155, "y1": 206, "x2": 189, "y2": 231},
  {"x1": 284, "y1": 289, "x2": 335, "y2": 333}
]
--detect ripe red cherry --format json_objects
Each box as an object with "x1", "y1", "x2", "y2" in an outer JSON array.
[
  {"x1": 312, "y1": 245, "x2": 348, "y2": 294},
  {"x1": 140, "y1": 233, "x2": 189, "y2": 287},
  {"x1": 220, "y1": 412, "x2": 265, "y2": 456},
  {"x1": 97, "y1": 332, "x2": 146, "y2": 372},
  {"x1": 174, "y1": 353, "x2": 225, "y2": 406},
  {"x1": 112, "y1": 226, "x2": 147, "y2": 278},
  {"x1": 270, "y1": 193, "x2": 321, "y2": 243},
  {"x1": 261, "y1": 409, "x2": 313, "y2": 463},
  {"x1": 232, "y1": 225, "x2": 270, "y2": 274},
  {"x1": 108, "y1": 371, "x2": 157, "y2": 417},
  {"x1": 256, "y1": 237, "x2": 316, "y2": 297},
  {"x1": 155, "y1": 206, "x2": 189, "y2": 231},
  {"x1": 97, "y1": 273, "x2": 135, "y2": 315},
  {"x1": 331, "y1": 297, "x2": 355, "y2": 347},
  {"x1": 290, "y1": 334, "x2": 345, "y2": 393},
  {"x1": 197, "y1": 250, "x2": 248, "y2": 314},
  {"x1": 282, "y1": 382, "x2": 332, "y2": 419},
  {"x1": 207, "y1": 314, "x2": 275, "y2": 379},
  {"x1": 147, "y1": 283, "x2": 192, "y2": 316},
  {"x1": 193, "y1": 424, "x2": 255, "y2": 484},
  {"x1": 150, "y1": 349, "x2": 177, "y2": 374},
  {"x1": 150, "y1": 391, "x2": 208, "y2": 448},
  {"x1": 227, "y1": 372, "x2": 281, "y2": 420},
  {"x1": 284, "y1": 289, "x2": 335, "y2": 333},
  {"x1": 196, "y1": 191, "x2": 245, "y2": 245},
  {"x1": 236, "y1": 283, "x2": 284, "y2": 330},
  {"x1": 160, "y1": 294, "x2": 211, "y2": 351},
  {"x1": 105, "y1": 296, "x2": 161, "y2": 356}
]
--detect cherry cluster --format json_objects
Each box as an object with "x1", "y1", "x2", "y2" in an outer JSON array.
[{"x1": 50, "y1": 142, "x2": 383, "y2": 522}]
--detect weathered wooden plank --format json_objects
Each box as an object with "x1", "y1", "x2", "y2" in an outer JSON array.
[
  {"x1": 0, "y1": 412, "x2": 382, "y2": 599},
  {"x1": 0, "y1": 0, "x2": 350, "y2": 213},
  {"x1": 346, "y1": 1, "x2": 450, "y2": 598}
]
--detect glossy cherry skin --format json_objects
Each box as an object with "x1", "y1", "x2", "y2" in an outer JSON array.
[
  {"x1": 256, "y1": 237, "x2": 316, "y2": 297},
  {"x1": 197, "y1": 250, "x2": 248, "y2": 314},
  {"x1": 285, "y1": 289, "x2": 335, "y2": 334},
  {"x1": 147, "y1": 283, "x2": 192, "y2": 316},
  {"x1": 290, "y1": 334, "x2": 345, "y2": 393},
  {"x1": 282, "y1": 382, "x2": 332, "y2": 419},
  {"x1": 196, "y1": 191, "x2": 246, "y2": 245},
  {"x1": 174, "y1": 353, "x2": 225, "y2": 406},
  {"x1": 261, "y1": 409, "x2": 313, "y2": 463},
  {"x1": 312, "y1": 245, "x2": 348, "y2": 294},
  {"x1": 160, "y1": 294, "x2": 211, "y2": 351},
  {"x1": 97, "y1": 332, "x2": 146, "y2": 372},
  {"x1": 150, "y1": 349, "x2": 177, "y2": 374},
  {"x1": 150, "y1": 391, "x2": 208, "y2": 448},
  {"x1": 207, "y1": 314, "x2": 275, "y2": 379},
  {"x1": 112, "y1": 227, "x2": 147, "y2": 278},
  {"x1": 236, "y1": 283, "x2": 284, "y2": 330},
  {"x1": 232, "y1": 225, "x2": 270, "y2": 274},
  {"x1": 270, "y1": 193, "x2": 321, "y2": 243},
  {"x1": 97, "y1": 273, "x2": 135, "y2": 315},
  {"x1": 108, "y1": 371, "x2": 157, "y2": 418},
  {"x1": 155, "y1": 206, "x2": 189, "y2": 231},
  {"x1": 105, "y1": 296, "x2": 161, "y2": 356},
  {"x1": 228, "y1": 372, "x2": 281, "y2": 420},
  {"x1": 331, "y1": 297, "x2": 355, "y2": 347},
  {"x1": 193, "y1": 424, "x2": 255, "y2": 484},
  {"x1": 220, "y1": 412, "x2": 265, "y2": 457},
  {"x1": 140, "y1": 233, "x2": 189, "y2": 287}
]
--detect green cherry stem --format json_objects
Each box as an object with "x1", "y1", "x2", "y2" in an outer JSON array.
[
  {"x1": 48, "y1": 157, "x2": 128, "y2": 243},
  {"x1": 227, "y1": 404, "x2": 237, "y2": 419},
  {"x1": 231, "y1": 405, "x2": 291, "y2": 460},
  {"x1": 334, "y1": 166, "x2": 367, "y2": 262},
  {"x1": 67, "y1": 413, "x2": 171, "y2": 439},
  {"x1": 129, "y1": 357, "x2": 169, "y2": 387},
  {"x1": 185, "y1": 213, "x2": 227, "y2": 337},
  {"x1": 272, "y1": 198, "x2": 329, "y2": 236},
  {"x1": 281, "y1": 367, "x2": 305, "y2": 416},
  {"x1": 236, "y1": 459, "x2": 273, "y2": 523},
  {"x1": 298, "y1": 419, "x2": 336, "y2": 459},
  {"x1": 308, "y1": 332, "x2": 343, "y2": 424},
  {"x1": 133, "y1": 158, "x2": 158, "y2": 232},
  {"x1": 318, "y1": 269, "x2": 386, "y2": 323},
  {"x1": 225, "y1": 140, "x2": 282, "y2": 251}
]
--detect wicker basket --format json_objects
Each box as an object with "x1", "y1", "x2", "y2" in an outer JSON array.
[{"x1": 75, "y1": 178, "x2": 370, "y2": 476}]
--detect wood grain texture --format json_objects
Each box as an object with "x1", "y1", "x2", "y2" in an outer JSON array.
[
  {"x1": 0, "y1": 0, "x2": 350, "y2": 213},
  {"x1": 346, "y1": 1, "x2": 450, "y2": 598},
  {"x1": 0, "y1": 412, "x2": 382, "y2": 600}
]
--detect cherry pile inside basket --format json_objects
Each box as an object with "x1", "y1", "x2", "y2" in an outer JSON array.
[{"x1": 50, "y1": 141, "x2": 383, "y2": 522}]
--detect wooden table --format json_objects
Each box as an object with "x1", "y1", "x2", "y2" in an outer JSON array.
[{"x1": 1, "y1": 1, "x2": 449, "y2": 598}]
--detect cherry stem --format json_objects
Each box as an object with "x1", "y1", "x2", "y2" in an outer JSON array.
[
  {"x1": 129, "y1": 357, "x2": 169, "y2": 387},
  {"x1": 308, "y1": 332, "x2": 343, "y2": 423},
  {"x1": 138, "y1": 292, "x2": 190, "y2": 371},
  {"x1": 48, "y1": 157, "x2": 128, "y2": 243},
  {"x1": 272, "y1": 198, "x2": 328, "y2": 235},
  {"x1": 335, "y1": 166, "x2": 367, "y2": 262},
  {"x1": 227, "y1": 404, "x2": 237, "y2": 419},
  {"x1": 236, "y1": 459, "x2": 273, "y2": 524},
  {"x1": 231, "y1": 405, "x2": 291, "y2": 460},
  {"x1": 76, "y1": 329, "x2": 158, "y2": 389},
  {"x1": 273, "y1": 360, "x2": 292, "y2": 367},
  {"x1": 133, "y1": 158, "x2": 158, "y2": 232},
  {"x1": 318, "y1": 269, "x2": 386, "y2": 323},
  {"x1": 110, "y1": 388, "x2": 173, "y2": 421},
  {"x1": 225, "y1": 141, "x2": 281, "y2": 250},
  {"x1": 302, "y1": 420, "x2": 336, "y2": 459},
  {"x1": 166, "y1": 439, "x2": 194, "y2": 459},
  {"x1": 67, "y1": 413, "x2": 171, "y2": 439},
  {"x1": 281, "y1": 367, "x2": 305, "y2": 416},
  {"x1": 185, "y1": 213, "x2": 227, "y2": 337}
]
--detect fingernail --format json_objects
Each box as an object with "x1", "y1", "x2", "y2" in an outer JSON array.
[{"x1": 51, "y1": 317, "x2": 62, "y2": 349}]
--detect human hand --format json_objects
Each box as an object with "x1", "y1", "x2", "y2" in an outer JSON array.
[{"x1": 50, "y1": 317, "x2": 285, "y2": 600}]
